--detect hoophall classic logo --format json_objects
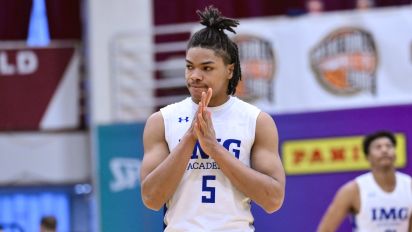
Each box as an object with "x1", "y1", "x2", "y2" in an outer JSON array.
[
  {"x1": 233, "y1": 34, "x2": 276, "y2": 103},
  {"x1": 310, "y1": 27, "x2": 378, "y2": 96}
]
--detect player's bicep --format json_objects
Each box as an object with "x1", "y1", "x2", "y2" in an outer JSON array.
[
  {"x1": 140, "y1": 112, "x2": 169, "y2": 182},
  {"x1": 251, "y1": 112, "x2": 285, "y2": 184}
]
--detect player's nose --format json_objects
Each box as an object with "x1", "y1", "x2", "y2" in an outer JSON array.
[{"x1": 189, "y1": 68, "x2": 203, "y2": 81}]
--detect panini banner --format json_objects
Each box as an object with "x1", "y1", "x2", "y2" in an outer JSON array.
[{"x1": 283, "y1": 134, "x2": 407, "y2": 174}]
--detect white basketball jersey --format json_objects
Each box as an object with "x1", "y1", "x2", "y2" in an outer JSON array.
[
  {"x1": 354, "y1": 171, "x2": 412, "y2": 232},
  {"x1": 160, "y1": 96, "x2": 260, "y2": 232}
]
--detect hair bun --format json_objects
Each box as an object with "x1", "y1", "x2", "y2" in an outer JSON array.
[{"x1": 196, "y1": 5, "x2": 239, "y2": 34}]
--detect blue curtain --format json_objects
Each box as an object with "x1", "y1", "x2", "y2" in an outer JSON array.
[{"x1": 0, "y1": 192, "x2": 70, "y2": 232}]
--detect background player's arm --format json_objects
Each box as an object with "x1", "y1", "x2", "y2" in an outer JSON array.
[
  {"x1": 317, "y1": 181, "x2": 359, "y2": 232},
  {"x1": 409, "y1": 213, "x2": 412, "y2": 232},
  {"x1": 140, "y1": 111, "x2": 196, "y2": 211},
  {"x1": 409, "y1": 182, "x2": 412, "y2": 232},
  {"x1": 195, "y1": 110, "x2": 285, "y2": 213}
]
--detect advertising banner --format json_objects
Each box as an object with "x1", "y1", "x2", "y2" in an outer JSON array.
[
  {"x1": 96, "y1": 123, "x2": 162, "y2": 232},
  {"x1": 0, "y1": 42, "x2": 81, "y2": 130},
  {"x1": 232, "y1": 7, "x2": 412, "y2": 114}
]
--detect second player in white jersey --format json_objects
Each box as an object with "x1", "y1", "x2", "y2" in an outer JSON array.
[
  {"x1": 318, "y1": 131, "x2": 412, "y2": 232},
  {"x1": 354, "y1": 172, "x2": 412, "y2": 232}
]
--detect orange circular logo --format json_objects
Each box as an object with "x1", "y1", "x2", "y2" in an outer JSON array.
[
  {"x1": 233, "y1": 35, "x2": 276, "y2": 102},
  {"x1": 310, "y1": 27, "x2": 378, "y2": 95}
]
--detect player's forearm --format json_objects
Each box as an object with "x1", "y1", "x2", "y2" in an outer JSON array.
[
  {"x1": 249, "y1": 174, "x2": 284, "y2": 213},
  {"x1": 317, "y1": 205, "x2": 347, "y2": 232},
  {"x1": 210, "y1": 145, "x2": 285, "y2": 213},
  {"x1": 317, "y1": 221, "x2": 339, "y2": 232},
  {"x1": 233, "y1": 169, "x2": 284, "y2": 213},
  {"x1": 141, "y1": 134, "x2": 196, "y2": 210},
  {"x1": 408, "y1": 217, "x2": 412, "y2": 232},
  {"x1": 317, "y1": 227, "x2": 335, "y2": 232}
]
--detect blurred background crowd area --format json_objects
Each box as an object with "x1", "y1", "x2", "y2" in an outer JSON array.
[{"x1": 2, "y1": 0, "x2": 412, "y2": 41}]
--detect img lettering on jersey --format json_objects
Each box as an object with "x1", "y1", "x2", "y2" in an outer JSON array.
[
  {"x1": 187, "y1": 138, "x2": 242, "y2": 170},
  {"x1": 371, "y1": 207, "x2": 409, "y2": 221},
  {"x1": 178, "y1": 116, "x2": 189, "y2": 123}
]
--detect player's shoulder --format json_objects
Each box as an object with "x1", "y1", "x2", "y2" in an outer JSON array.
[
  {"x1": 395, "y1": 171, "x2": 412, "y2": 188},
  {"x1": 231, "y1": 97, "x2": 261, "y2": 120},
  {"x1": 160, "y1": 97, "x2": 192, "y2": 115},
  {"x1": 145, "y1": 111, "x2": 164, "y2": 127},
  {"x1": 329, "y1": 180, "x2": 359, "y2": 211},
  {"x1": 233, "y1": 97, "x2": 276, "y2": 130},
  {"x1": 233, "y1": 97, "x2": 260, "y2": 110},
  {"x1": 354, "y1": 171, "x2": 373, "y2": 184},
  {"x1": 255, "y1": 111, "x2": 275, "y2": 128},
  {"x1": 338, "y1": 180, "x2": 359, "y2": 198},
  {"x1": 396, "y1": 171, "x2": 412, "y2": 179}
]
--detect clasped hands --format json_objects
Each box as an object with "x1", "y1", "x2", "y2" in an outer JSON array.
[{"x1": 190, "y1": 88, "x2": 218, "y2": 157}]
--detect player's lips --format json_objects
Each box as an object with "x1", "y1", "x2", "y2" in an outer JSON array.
[
  {"x1": 380, "y1": 155, "x2": 394, "y2": 160},
  {"x1": 379, "y1": 154, "x2": 394, "y2": 162},
  {"x1": 189, "y1": 84, "x2": 208, "y2": 89}
]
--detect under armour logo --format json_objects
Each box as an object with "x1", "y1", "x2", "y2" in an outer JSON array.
[{"x1": 178, "y1": 117, "x2": 189, "y2": 123}]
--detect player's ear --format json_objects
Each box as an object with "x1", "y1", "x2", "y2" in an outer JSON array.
[{"x1": 227, "y1": 63, "x2": 234, "y2": 80}]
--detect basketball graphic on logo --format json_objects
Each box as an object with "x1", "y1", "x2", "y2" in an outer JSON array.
[
  {"x1": 233, "y1": 35, "x2": 276, "y2": 102},
  {"x1": 310, "y1": 27, "x2": 378, "y2": 95}
]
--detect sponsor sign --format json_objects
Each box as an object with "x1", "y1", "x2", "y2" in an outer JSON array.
[
  {"x1": 0, "y1": 42, "x2": 80, "y2": 130},
  {"x1": 283, "y1": 134, "x2": 407, "y2": 174},
  {"x1": 97, "y1": 123, "x2": 162, "y2": 232}
]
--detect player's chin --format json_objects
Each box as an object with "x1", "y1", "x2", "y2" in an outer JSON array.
[
  {"x1": 190, "y1": 87, "x2": 207, "y2": 97},
  {"x1": 380, "y1": 158, "x2": 395, "y2": 167},
  {"x1": 189, "y1": 90, "x2": 202, "y2": 103}
]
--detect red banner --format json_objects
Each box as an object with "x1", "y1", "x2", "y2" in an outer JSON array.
[{"x1": 0, "y1": 43, "x2": 80, "y2": 130}]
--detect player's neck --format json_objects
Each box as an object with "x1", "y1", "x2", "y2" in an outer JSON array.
[
  {"x1": 371, "y1": 168, "x2": 396, "y2": 192},
  {"x1": 208, "y1": 95, "x2": 230, "y2": 107}
]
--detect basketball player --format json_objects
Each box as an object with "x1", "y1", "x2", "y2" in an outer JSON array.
[
  {"x1": 140, "y1": 5, "x2": 285, "y2": 232},
  {"x1": 355, "y1": 0, "x2": 375, "y2": 10},
  {"x1": 317, "y1": 131, "x2": 412, "y2": 232},
  {"x1": 40, "y1": 216, "x2": 57, "y2": 232}
]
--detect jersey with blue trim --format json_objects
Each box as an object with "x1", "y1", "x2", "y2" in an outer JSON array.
[
  {"x1": 160, "y1": 96, "x2": 260, "y2": 232},
  {"x1": 354, "y1": 171, "x2": 412, "y2": 232}
]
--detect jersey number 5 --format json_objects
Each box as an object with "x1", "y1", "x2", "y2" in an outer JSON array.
[{"x1": 202, "y1": 175, "x2": 216, "y2": 203}]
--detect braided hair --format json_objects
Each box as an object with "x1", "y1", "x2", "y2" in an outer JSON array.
[{"x1": 187, "y1": 5, "x2": 242, "y2": 95}]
